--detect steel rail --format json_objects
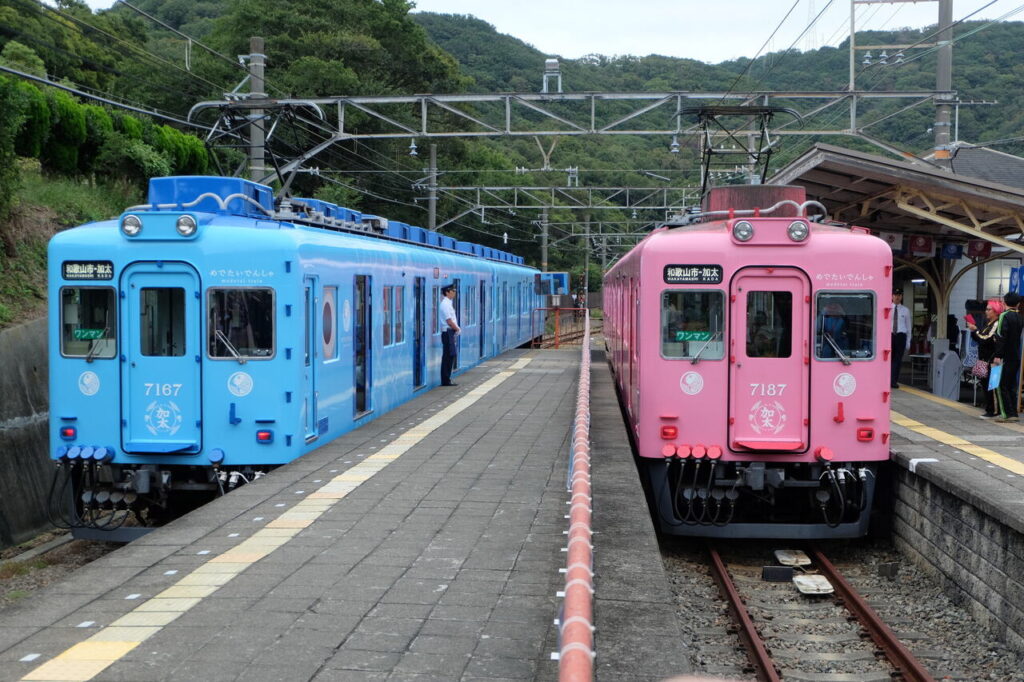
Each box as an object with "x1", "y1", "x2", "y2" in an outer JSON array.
[
  {"x1": 706, "y1": 547, "x2": 781, "y2": 682},
  {"x1": 809, "y1": 548, "x2": 936, "y2": 682}
]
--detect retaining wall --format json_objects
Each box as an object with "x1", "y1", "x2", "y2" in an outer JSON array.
[
  {"x1": 0, "y1": 317, "x2": 53, "y2": 549},
  {"x1": 893, "y1": 465, "x2": 1024, "y2": 654}
]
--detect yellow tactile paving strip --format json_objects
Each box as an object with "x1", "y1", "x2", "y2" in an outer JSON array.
[
  {"x1": 892, "y1": 386, "x2": 1024, "y2": 476},
  {"x1": 21, "y1": 356, "x2": 533, "y2": 682}
]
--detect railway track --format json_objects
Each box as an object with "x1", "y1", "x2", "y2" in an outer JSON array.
[{"x1": 707, "y1": 545, "x2": 936, "y2": 682}]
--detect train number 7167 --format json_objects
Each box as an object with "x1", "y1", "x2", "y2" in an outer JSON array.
[
  {"x1": 749, "y1": 383, "x2": 786, "y2": 397},
  {"x1": 144, "y1": 383, "x2": 183, "y2": 397}
]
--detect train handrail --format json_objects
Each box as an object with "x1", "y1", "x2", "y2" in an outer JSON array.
[
  {"x1": 557, "y1": 310, "x2": 595, "y2": 681},
  {"x1": 670, "y1": 199, "x2": 828, "y2": 225}
]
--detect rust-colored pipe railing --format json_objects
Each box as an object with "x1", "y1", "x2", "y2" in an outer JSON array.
[{"x1": 558, "y1": 311, "x2": 595, "y2": 681}]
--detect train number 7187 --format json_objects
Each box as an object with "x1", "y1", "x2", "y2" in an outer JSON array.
[{"x1": 749, "y1": 383, "x2": 786, "y2": 397}]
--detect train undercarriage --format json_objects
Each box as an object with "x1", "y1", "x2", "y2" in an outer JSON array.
[
  {"x1": 642, "y1": 458, "x2": 880, "y2": 539},
  {"x1": 46, "y1": 459, "x2": 272, "y2": 541}
]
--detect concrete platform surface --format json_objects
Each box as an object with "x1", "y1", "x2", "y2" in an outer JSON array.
[{"x1": 0, "y1": 347, "x2": 685, "y2": 682}]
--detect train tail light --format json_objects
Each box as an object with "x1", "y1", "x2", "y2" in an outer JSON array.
[
  {"x1": 256, "y1": 430, "x2": 274, "y2": 444},
  {"x1": 60, "y1": 426, "x2": 77, "y2": 441},
  {"x1": 660, "y1": 425, "x2": 678, "y2": 440}
]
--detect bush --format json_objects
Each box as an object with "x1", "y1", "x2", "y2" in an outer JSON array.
[
  {"x1": 93, "y1": 133, "x2": 172, "y2": 189},
  {"x1": 41, "y1": 89, "x2": 86, "y2": 175},
  {"x1": 12, "y1": 81, "x2": 49, "y2": 159}
]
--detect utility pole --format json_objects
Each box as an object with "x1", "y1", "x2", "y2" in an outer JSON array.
[
  {"x1": 933, "y1": 0, "x2": 954, "y2": 164},
  {"x1": 428, "y1": 144, "x2": 438, "y2": 231},
  {"x1": 541, "y1": 208, "x2": 549, "y2": 272},
  {"x1": 248, "y1": 37, "x2": 266, "y2": 182}
]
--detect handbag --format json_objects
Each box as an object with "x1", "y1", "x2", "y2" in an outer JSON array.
[
  {"x1": 971, "y1": 359, "x2": 989, "y2": 378},
  {"x1": 989, "y1": 363, "x2": 1003, "y2": 391}
]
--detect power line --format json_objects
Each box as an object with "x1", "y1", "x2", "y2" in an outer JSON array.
[
  {"x1": 718, "y1": 0, "x2": 802, "y2": 102},
  {"x1": 0, "y1": 64, "x2": 214, "y2": 131}
]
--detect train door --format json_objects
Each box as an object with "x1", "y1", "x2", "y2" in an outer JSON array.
[
  {"x1": 303, "y1": 277, "x2": 318, "y2": 442},
  {"x1": 729, "y1": 267, "x2": 810, "y2": 451},
  {"x1": 120, "y1": 262, "x2": 202, "y2": 453},
  {"x1": 501, "y1": 282, "x2": 508, "y2": 348},
  {"x1": 354, "y1": 275, "x2": 371, "y2": 415},
  {"x1": 479, "y1": 280, "x2": 486, "y2": 358},
  {"x1": 452, "y1": 278, "x2": 461, "y2": 370},
  {"x1": 413, "y1": 277, "x2": 425, "y2": 388}
]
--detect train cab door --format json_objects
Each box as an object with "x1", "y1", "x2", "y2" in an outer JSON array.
[
  {"x1": 354, "y1": 275, "x2": 371, "y2": 415},
  {"x1": 120, "y1": 262, "x2": 202, "y2": 454},
  {"x1": 728, "y1": 267, "x2": 810, "y2": 452},
  {"x1": 303, "y1": 277, "x2": 318, "y2": 442},
  {"x1": 479, "y1": 280, "x2": 486, "y2": 358}
]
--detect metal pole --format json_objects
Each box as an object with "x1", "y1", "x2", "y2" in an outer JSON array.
[
  {"x1": 248, "y1": 37, "x2": 266, "y2": 182},
  {"x1": 933, "y1": 0, "x2": 953, "y2": 163},
  {"x1": 848, "y1": 0, "x2": 856, "y2": 133},
  {"x1": 428, "y1": 144, "x2": 437, "y2": 231},
  {"x1": 541, "y1": 208, "x2": 549, "y2": 272}
]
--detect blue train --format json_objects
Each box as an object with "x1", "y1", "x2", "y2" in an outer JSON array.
[{"x1": 48, "y1": 176, "x2": 542, "y2": 538}]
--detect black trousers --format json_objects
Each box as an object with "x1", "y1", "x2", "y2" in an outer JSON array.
[
  {"x1": 441, "y1": 329, "x2": 457, "y2": 385},
  {"x1": 998, "y1": 358, "x2": 1020, "y2": 418},
  {"x1": 891, "y1": 332, "x2": 907, "y2": 387}
]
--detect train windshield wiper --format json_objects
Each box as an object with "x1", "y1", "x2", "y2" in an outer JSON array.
[
  {"x1": 215, "y1": 329, "x2": 247, "y2": 364},
  {"x1": 690, "y1": 330, "x2": 722, "y2": 365},
  {"x1": 823, "y1": 332, "x2": 851, "y2": 366},
  {"x1": 85, "y1": 327, "x2": 109, "y2": 363}
]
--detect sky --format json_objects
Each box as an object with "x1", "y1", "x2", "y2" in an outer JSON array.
[{"x1": 82, "y1": 0, "x2": 1015, "y2": 64}]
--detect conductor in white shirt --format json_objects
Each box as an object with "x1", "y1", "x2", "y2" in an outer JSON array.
[
  {"x1": 891, "y1": 291, "x2": 912, "y2": 388},
  {"x1": 440, "y1": 285, "x2": 460, "y2": 386}
]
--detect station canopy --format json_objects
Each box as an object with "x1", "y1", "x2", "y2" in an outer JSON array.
[
  {"x1": 770, "y1": 143, "x2": 1024, "y2": 255},
  {"x1": 769, "y1": 143, "x2": 1024, "y2": 340}
]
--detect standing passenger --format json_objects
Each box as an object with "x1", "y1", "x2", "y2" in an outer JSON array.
[
  {"x1": 993, "y1": 291, "x2": 1022, "y2": 422},
  {"x1": 440, "y1": 285, "x2": 460, "y2": 386},
  {"x1": 890, "y1": 291, "x2": 911, "y2": 388},
  {"x1": 966, "y1": 299, "x2": 1003, "y2": 418}
]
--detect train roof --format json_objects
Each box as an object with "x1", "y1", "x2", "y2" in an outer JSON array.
[{"x1": 126, "y1": 176, "x2": 527, "y2": 266}]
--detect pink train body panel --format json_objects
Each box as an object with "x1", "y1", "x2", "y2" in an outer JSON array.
[{"x1": 604, "y1": 185, "x2": 892, "y2": 538}]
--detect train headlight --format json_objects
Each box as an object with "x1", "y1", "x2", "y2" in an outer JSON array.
[
  {"x1": 175, "y1": 215, "x2": 197, "y2": 237},
  {"x1": 787, "y1": 220, "x2": 809, "y2": 242},
  {"x1": 121, "y1": 214, "x2": 142, "y2": 236},
  {"x1": 732, "y1": 220, "x2": 754, "y2": 242}
]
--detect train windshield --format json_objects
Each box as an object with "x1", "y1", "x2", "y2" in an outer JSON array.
[
  {"x1": 208, "y1": 288, "x2": 275, "y2": 359},
  {"x1": 661, "y1": 290, "x2": 725, "y2": 359},
  {"x1": 815, "y1": 291, "x2": 875, "y2": 360},
  {"x1": 60, "y1": 287, "x2": 116, "y2": 359}
]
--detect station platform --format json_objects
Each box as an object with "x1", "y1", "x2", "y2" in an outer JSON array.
[
  {"x1": 0, "y1": 348, "x2": 685, "y2": 682},
  {"x1": 890, "y1": 385, "x2": 1024, "y2": 535}
]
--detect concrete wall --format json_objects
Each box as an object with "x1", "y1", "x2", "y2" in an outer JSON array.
[
  {"x1": 0, "y1": 318, "x2": 54, "y2": 548},
  {"x1": 894, "y1": 469, "x2": 1024, "y2": 654}
]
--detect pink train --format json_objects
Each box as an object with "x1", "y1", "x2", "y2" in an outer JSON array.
[{"x1": 604, "y1": 185, "x2": 892, "y2": 538}]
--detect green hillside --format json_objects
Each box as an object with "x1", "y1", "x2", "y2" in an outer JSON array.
[{"x1": 2, "y1": 1, "x2": 1023, "y2": 328}]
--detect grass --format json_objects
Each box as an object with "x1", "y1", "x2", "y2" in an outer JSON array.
[
  {"x1": 0, "y1": 558, "x2": 49, "y2": 580},
  {"x1": 4, "y1": 590, "x2": 30, "y2": 601},
  {"x1": 0, "y1": 162, "x2": 141, "y2": 329}
]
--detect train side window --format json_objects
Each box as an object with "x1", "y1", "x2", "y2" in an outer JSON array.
[
  {"x1": 383, "y1": 286, "x2": 393, "y2": 346},
  {"x1": 208, "y1": 288, "x2": 275, "y2": 360},
  {"x1": 322, "y1": 286, "x2": 338, "y2": 361},
  {"x1": 815, "y1": 291, "x2": 875, "y2": 361},
  {"x1": 394, "y1": 286, "x2": 405, "y2": 344},
  {"x1": 661, "y1": 290, "x2": 725, "y2": 360},
  {"x1": 141, "y1": 288, "x2": 186, "y2": 356},
  {"x1": 61, "y1": 287, "x2": 117, "y2": 359},
  {"x1": 746, "y1": 291, "x2": 792, "y2": 358}
]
